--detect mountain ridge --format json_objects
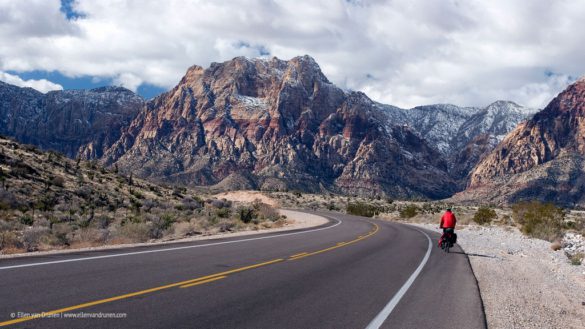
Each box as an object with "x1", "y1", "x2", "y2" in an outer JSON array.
[
  {"x1": 453, "y1": 78, "x2": 585, "y2": 206},
  {"x1": 0, "y1": 55, "x2": 539, "y2": 200}
]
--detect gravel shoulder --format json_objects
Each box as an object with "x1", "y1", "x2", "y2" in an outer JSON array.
[
  {"x1": 0, "y1": 209, "x2": 328, "y2": 259},
  {"x1": 411, "y1": 223, "x2": 585, "y2": 329}
]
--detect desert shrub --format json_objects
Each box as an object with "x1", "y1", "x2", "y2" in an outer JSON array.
[
  {"x1": 215, "y1": 207, "x2": 231, "y2": 218},
  {"x1": 75, "y1": 185, "x2": 93, "y2": 199},
  {"x1": 147, "y1": 213, "x2": 175, "y2": 239},
  {"x1": 119, "y1": 222, "x2": 150, "y2": 242},
  {"x1": 129, "y1": 198, "x2": 142, "y2": 213},
  {"x1": 346, "y1": 201, "x2": 381, "y2": 217},
  {"x1": 473, "y1": 207, "x2": 497, "y2": 225},
  {"x1": 51, "y1": 223, "x2": 73, "y2": 246},
  {"x1": 73, "y1": 228, "x2": 108, "y2": 245},
  {"x1": 35, "y1": 193, "x2": 58, "y2": 211},
  {"x1": 238, "y1": 207, "x2": 254, "y2": 223},
  {"x1": 399, "y1": 204, "x2": 419, "y2": 219},
  {"x1": 512, "y1": 201, "x2": 565, "y2": 241},
  {"x1": 96, "y1": 215, "x2": 112, "y2": 229},
  {"x1": 130, "y1": 189, "x2": 144, "y2": 199},
  {"x1": 141, "y1": 199, "x2": 157, "y2": 212},
  {"x1": 218, "y1": 218, "x2": 236, "y2": 232},
  {"x1": 326, "y1": 201, "x2": 340, "y2": 211},
  {"x1": 172, "y1": 186, "x2": 184, "y2": 198},
  {"x1": 210, "y1": 199, "x2": 231, "y2": 209},
  {"x1": 568, "y1": 252, "x2": 584, "y2": 265},
  {"x1": 49, "y1": 176, "x2": 65, "y2": 188},
  {"x1": 172, "y1": 221, "x2": 199, "y2": 237},
  {"x1": 181, "y1": 197, "x2": 202, "y2": 210},
  {"x1": 9, "y1": 164, "x2": 34, "y2": 178},
  {"x1": 0, "y1": 190, "x2": 20, "y2": 210},
  {"x1": 0, "y1": 231, "x2": 22, "y2": 251},
  {"x1": 23, "y1": 227, "x2": 50, "y2": 251},
  {"x1": 19, "y1": 214, "x2": 34, "y2": 226},
  {"x1": 253, "y1": 202, "x2": 280, "y2": 222},
  {"x1": 306, "y1": 201, "x2": 320, "y2": 210}
]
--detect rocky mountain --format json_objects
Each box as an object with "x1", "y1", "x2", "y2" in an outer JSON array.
[
  {"x1": 103, "y1": 56, "x2": 455, "y2": 198},
  {"x1": 0, "y1": 56, "x2": 539, "y2": 199},
  {"x1": 458, "y1": 77, "x2": 585, "y2": 205},
  {"x1": 0, "y1": 82, "x2": 143, "y2": 158},
  {"x1": 379, "y1": 100, "x2": 536, "y2": 183}
]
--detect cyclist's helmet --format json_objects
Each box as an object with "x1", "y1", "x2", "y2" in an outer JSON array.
[{"x1": 446, "y1": 207, "x2": 452, "y2": 211}]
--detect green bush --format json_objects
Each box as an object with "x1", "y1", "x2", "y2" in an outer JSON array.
[
  {"x1": 512, "y1": 201, "x2": 565, "y2": 241},
  {"x1": 19, "y1": 214, "x2": 34, "y2": 226},
  {"x1": 239, "y1": 207, "x2": 254, "y2": 223},
  {"x1": 215, "y1": 207, "x2": 231, "y2": 218},
  {"x1": 346, "y1": 201, "x2": 381, "y2": 217},
  {"x1": 473, "y1": 207, "x2": 497, "y2": 225},
  {"x1": 399, "y1": 204, "x2": 419, "y2": 219}
]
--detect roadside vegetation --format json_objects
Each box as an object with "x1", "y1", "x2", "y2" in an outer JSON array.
[
  {"x1": 511, "y1": 201, "x2": 566, "y2": 242},
  {"x1": 0, "y1": 137, "x2": 284, "y2": 255},
  {"x1": 268, "y1": 190, "x2": 584, "y2": 238},
  {"x1": 473, "y1": 206, "x2": 498, "y2": 225}
]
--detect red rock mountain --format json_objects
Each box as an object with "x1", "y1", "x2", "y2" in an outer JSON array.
[
  {"x1": 460, "y1": 77, "x2": 585, "y2": 205},
  {"x1": 104, "y1": 56, "x2": 455, "y2": 198}
]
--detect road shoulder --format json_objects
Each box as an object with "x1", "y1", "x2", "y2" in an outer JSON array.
[{"x1": 409, "y1": 223, "x2": 585, "y2": 329}]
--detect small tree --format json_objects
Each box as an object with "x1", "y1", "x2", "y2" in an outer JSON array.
[{"x1": 473, "y1": 207, "x2": 497, "y2": 225}]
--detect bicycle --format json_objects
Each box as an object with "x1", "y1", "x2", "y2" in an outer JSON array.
[{"x1": 439, "y1": 229, "x2": 455, "y2": 253}]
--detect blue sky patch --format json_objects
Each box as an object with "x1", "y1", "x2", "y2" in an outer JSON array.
[
  {"x1": 8, "y1": 70, "x2": 167, "y2": 100},
  {"x1": 60, "y1": 0, "x2": 85, "y2": 20}
]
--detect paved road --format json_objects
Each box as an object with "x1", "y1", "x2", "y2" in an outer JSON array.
[{"x1": 0, "y1": 211, "x2": 486, "y2": 328}]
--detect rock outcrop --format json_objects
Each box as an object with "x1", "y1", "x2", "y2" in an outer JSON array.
[
  {"x1": 104, "y1": 56, "x2": 455, "y2": 198},
  {"x1": 460, "y1": 78, "x2": 585, "y2": 205},
  {"x1": 0, "y1": 56, "x2": 542, "y2": 200},
  {"x1": 0, "y1": 82, "x2": 143, "y2": 158},
  {"x1": 379, "y1": 100, "x2": 536, "y2": 184}
]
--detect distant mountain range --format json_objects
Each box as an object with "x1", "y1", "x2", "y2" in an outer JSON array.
[
  {"x1": 3, "y1": 55, "x2": 564, "y2": 203},
  {"x1": 453, "y1": 77, "x2": 585, "y2": 206}
]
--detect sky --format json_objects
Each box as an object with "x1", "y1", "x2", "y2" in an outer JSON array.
[{"x1": 0, "y1": 0, "x2": 583, "y2": 108}]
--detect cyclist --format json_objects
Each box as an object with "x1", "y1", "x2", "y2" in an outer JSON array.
[{"x1": 438, "y1": 207, "x2": 456, "y2": 248}]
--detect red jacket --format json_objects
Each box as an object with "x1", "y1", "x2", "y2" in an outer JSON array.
[{"x1": 440, "y1": 211, "x2": 456, "y2": 229}]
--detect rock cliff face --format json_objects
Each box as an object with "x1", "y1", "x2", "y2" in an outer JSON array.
[
  {"x1": 379, "y1": 100, "x2": 536, "y2": 184},
  {"x1": 104, "y1": 56, "x2": 454, "y2": 198},
  {"x1": 0, "y1": 82, "x2": 143, "y2": 158},
  {"x1": 0, "y1": 56, "x2": 541, "y2": 200},
  {"x1": 461, "y1": 78, "x2": 585, "y2": 205}
]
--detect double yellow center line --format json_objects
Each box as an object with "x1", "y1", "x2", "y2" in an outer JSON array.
[
  {"x1": 288, "y1": 224, "x2": 379, "y2": 261},
  {"x1": 0, "y1": 222, "x2": 379, "y2": 327}
]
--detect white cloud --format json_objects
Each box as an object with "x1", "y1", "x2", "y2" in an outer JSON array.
[
  {"x1": 0, "y1": 71, "x2": 63, "y2": 93},
  {"x1": 0, "y1": 0, "x2": 584, "y2": 108},
  {"x1": 112, "y1": 72, "x2": 142, "y2": 92}
]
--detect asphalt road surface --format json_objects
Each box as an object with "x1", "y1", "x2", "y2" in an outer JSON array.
[{"x1": 0, "y1": 211, "x2": 486, "y2": 328}]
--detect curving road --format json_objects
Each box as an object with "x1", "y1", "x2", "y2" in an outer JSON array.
[{"x1": 0, "y1": 211, "x2": 486, "y2": 328}]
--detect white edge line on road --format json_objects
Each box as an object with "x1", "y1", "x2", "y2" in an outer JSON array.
[
  {"x1": 365, "y1": 229, "x2": 432, "y2": 329},
  {"x1": 0, "y1": 215, "x2": 341, "y2": 271}
]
